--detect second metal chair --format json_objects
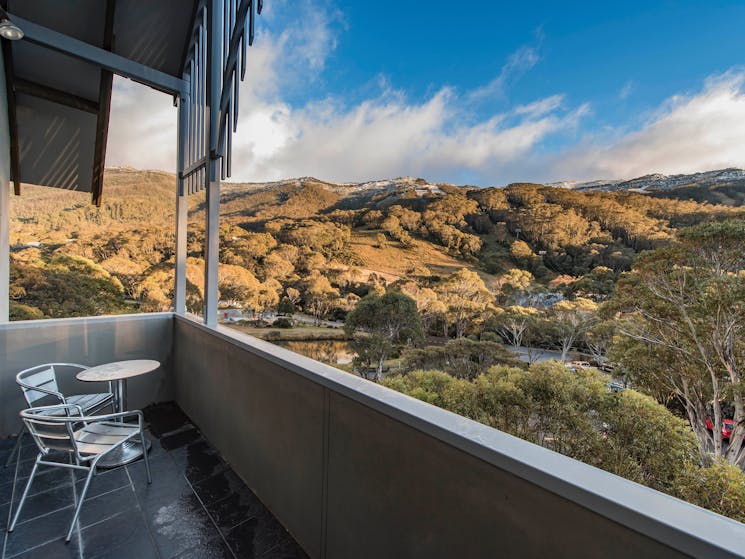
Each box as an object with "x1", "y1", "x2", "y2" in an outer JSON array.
[
  {"x1": 7, "y1": 404, "x2": 152, "y2": 542},
  {"x1": 5, "y1": 363, "x2": 115, "y2": 468}
]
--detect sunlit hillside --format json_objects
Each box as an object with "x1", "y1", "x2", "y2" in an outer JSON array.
[{"x1": 8, "y1": 167, "x2": 743, "y2": 320}]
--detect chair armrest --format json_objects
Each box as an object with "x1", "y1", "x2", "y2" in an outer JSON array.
[
  {"x1": 20, "y1": 403, "x2": 85, "y2": 419},
  {"x1": 50, "y1": 363, "x2": 89, "y2": 370},
  {"x1": 56, "y1": 363, "x2": 94, "y2": 385},
  {"x1": 16, "y1": 382, "x2": 67, "y2": 403},
  {"x1": 83, "y1": 410, "x2": 145, "y2": 428}
]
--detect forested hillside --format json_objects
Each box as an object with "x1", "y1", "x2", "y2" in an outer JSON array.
[{"x1": 9, "y1": 167, "x2": 742, "y2": 320}]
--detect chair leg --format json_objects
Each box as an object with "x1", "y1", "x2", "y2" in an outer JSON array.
[
  {"x1": 5, "y1": 438, "x2": 26, "y2": 531},
  {"x1": 66, "y1": 465, "x2": 95, "y2": 542},
  {"x1": 8, "y1": 455, "x2": 40, "y2": 533},
  {"x1": 4, "y1": 426, "x2": 24, "y2": 468},
  {"x1": 141, "y1": 432, "x2": 152, "y2": 484}
]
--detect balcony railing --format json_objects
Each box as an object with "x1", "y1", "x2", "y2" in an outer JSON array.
[{"x1": 1, "y1": 313, "x2": 744, "y2": 558}]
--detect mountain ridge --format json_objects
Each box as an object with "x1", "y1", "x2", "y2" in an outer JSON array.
[
  {"x1": 104, "y1": 165, "x2": 745, "y2": 200},
  {"x1": 546, "y1": 167, "x2": 745, "y2": 192},
  {"x1": 219, "y1": 167, "x2": 745, "y2": 200}
]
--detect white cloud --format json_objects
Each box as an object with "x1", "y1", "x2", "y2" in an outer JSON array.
[
  {"x1": 551, "y1": 71, "x2": 745, "y2": 181},
  {"x1": 223, "y1": 13, "x2": 583, "y2": 184},
  {"x1": 228, "y1": 86, "x2": 589, "y2": 183},
  {"x1": 105, "y1": 3, "x2": 745, "y2": 186},
  {"x1": 619, "y1": 81, "x2": 634, "y2": 100},
  {"x1": 467, "y1": 45, "x2": 541, "y2": 103},
  {"x1": 106, "y1": 78, "x2": 176, "y2": 170},
  {"x1": 514, "y1": 95, "x2": 565, "y2": 117}
]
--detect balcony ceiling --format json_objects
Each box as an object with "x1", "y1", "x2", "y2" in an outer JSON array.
[{"x1": 5, "y1": 0, "x2": 198, "y2": 202}]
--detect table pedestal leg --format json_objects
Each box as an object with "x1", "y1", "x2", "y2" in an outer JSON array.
[
  {"x1": 97, "y1": 378, "x2": 151, "y2": 468},
  {"x1": 113, "y1": 379, "x2": 125, "y2": 414}
]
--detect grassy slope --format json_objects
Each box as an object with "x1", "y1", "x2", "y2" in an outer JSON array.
[{"x1": 349, "y1": 229, "x2": 486, "y2": 283}]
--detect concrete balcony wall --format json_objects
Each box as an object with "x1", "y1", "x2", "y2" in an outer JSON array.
[
  {"x1": 1, "y1": 313, "x2": 744, "y2": 557},
  {"x1": 0, "y1": 313, "x2": 174, "y2": 434},
  {"x1": 173, "y1": 315, "x2": 326, "y2": 557},
  {"x1": 171, "y1": 315, "x2": 745, "y2": 559}
]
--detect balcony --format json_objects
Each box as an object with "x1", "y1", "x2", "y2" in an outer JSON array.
[
  {"x1": 1, "y1": 2, "x2": 745, "y2": 557},
  {"x1": 1, "y1": 401, "x2": 307, "y2": 559},
  {"x1": 1, "y1": 313, "x2": 744, "y2": 558}
]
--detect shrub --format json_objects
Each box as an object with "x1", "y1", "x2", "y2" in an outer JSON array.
[
  {"x1": 9, "y1": 302, "x2": 44, "y2": 321},
  {"x1": 330, "y1": 308, "x2": 348, "y2": 322},
  {"x1": 385, "y1": 362, "x2": 706, "y2": 515},
  {"x1": 599, "y1": 389, "x2": 697, "y2": 491},
  {"x1": 277, "y1": 298, "x2": 296, "y2": 315},
  {"x1": 401, "y1": 339, "x2": 524, "y2": 380},
  {"x1": 265, "y1": 330, "x2": 282, "y2": 340},
  {"x1": 272, "y1": 317, "x2": 294, "y2": 328},
  {"x1": 480, "y1": 331, "x2": 500, "y2": 342},
  {"x1": 672, "y1": 460, "x2": 745, "y2": 523}
]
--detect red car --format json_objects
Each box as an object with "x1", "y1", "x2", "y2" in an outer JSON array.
[{"x1": 705, "y1": 416, "x2": 734, "y2": 439}]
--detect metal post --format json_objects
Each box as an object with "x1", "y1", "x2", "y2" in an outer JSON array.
[
  {"x1": 203, "y1": 0, "x2": 223, "y2": 327},
  {"x1": 174, "y1": 94, "x2": 188, "y2": 315},
  {"x1": 204, "y1": 165, "x2": 219, "y2": 326},
  {"x1": 0, "y1": 50, "x2": 10, "y2": 323},
  {"x1": 0, "y1": 164, "x2": 7, "y2": 323},
  {"x1": 174, "y1": 194, "x2": 187, "y2": 314}
]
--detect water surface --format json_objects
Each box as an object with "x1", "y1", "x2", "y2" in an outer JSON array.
[{"x1": 272, "y1": 340, "x2": 354, "y2": 365}]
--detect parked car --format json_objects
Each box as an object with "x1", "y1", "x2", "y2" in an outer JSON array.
[
  {"x1": 705, "y1": 416, "x2": 735, "y2": 440},
  {"x1": 609, "y1": 380, "x2": 625, "y2": 392}
]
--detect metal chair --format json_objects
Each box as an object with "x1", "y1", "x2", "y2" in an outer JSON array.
[
  {"x1": 5, "y1": 363, "x2": 115, "y2": 468},
  {"x1": 7, "y1": 404, "x2": 152, "y2": 542}
]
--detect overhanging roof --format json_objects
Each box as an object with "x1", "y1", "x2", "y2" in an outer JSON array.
[{"x1": 4, "y1": 0, "x2": 199, "y2": 204}]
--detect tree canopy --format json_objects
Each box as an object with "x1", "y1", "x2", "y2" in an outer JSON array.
[
  {"x1": 345, "y1": 292, "x2": 424, "y2": 379},
  {"x1": 383, "y1": 362, "x2": 698, "y2": 493},
  {"x1": 611, "y1": 220, "x2": 745, "y2": 465}
]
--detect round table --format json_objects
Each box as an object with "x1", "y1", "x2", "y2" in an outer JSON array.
[{"x1": 77, "y1": 359, "x2": 160, "y2": 467}]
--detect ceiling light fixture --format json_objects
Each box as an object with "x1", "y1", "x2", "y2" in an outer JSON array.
[{"x1": 0, "y1": 9, "x2": 23, "y2": 41}]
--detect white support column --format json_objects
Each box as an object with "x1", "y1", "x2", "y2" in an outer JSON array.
[
  {"x1": 204, "y1": 164, "x2": 219, "y2": 326},
  {"x1": 203, "y1": 0, "x2": 223, "y2": 327},
  {"x1": 0, "y1": 51, "x2": 10, "y2": 323},
  {"x1": 0, "y1": 165, "x2": 7, "y2": 324},
  {"x1": 174, "y1": 94, "x2": 188, "y2": 315},
  {"x1": 174, "y1": 194, "x2": 188, "y2": 314}
]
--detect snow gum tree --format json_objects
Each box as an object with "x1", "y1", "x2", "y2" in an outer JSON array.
[
  {"x1": 611, "y1": 220, "x2": 745, "y2": 465},
  {"x1": 345, "y1": 292, "x2": 424, "y2": 379}
]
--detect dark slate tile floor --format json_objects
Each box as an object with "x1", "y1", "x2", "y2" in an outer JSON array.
[{"x1": 0, "y1": 402, "x2": 309, "y2": 559}]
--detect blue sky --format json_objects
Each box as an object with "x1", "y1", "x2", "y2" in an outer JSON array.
[
  {"x1": 107, "y1": 0, "x2": 745, "y2": 185},
  {"x1": 293, "y1": 1, "x2": 743, "y2": 122}
]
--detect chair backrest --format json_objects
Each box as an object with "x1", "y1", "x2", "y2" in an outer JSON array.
[
  {"x1": 20, "y1": 405, "x2": 82, "y2": 455},
  {"x1": 16, "y1": 363, "x2": 89, "y2": 407},
  {"x1": 17, "y1": 365, "x2": 60, "y2": 406}
]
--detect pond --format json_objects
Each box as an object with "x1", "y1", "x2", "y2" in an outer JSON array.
[{"x1": 272, "y1": 340, "x2": 356, "y2": 365}]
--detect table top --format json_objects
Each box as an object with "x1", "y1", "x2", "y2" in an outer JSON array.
[{"x1": 77, "y1": 359, "x2": 160, "y2": 382}]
